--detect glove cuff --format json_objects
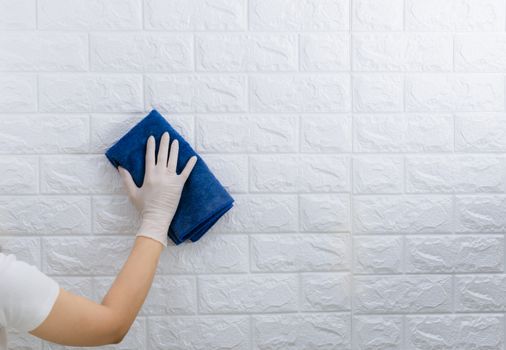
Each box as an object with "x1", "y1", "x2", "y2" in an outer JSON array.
[{"x1": 136, "y1": 221, "x2": 168, "y2": 247}]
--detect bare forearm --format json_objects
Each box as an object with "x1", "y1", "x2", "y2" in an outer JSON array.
[
  {"x1": 30, "y1": 236, "x2": 164, "y2": 346},
  {"x1": 102, "y1": 236, "x2": 163, "y2": 335},
  {"x1": 29, "y1": 133, "x2": 195, "y2": 346}
]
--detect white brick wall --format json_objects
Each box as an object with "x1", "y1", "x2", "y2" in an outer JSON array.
[{"x1": 1, "y1": 0, "x2": 506, "y2": 349}]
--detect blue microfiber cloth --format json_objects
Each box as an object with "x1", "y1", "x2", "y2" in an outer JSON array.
[{"x1": 104, "y1": 109, "x2": 234, "y2": 245}]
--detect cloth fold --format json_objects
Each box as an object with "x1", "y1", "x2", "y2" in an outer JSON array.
[{"x1": 105, "y1": 109, "x2": 234, "y2": 245}]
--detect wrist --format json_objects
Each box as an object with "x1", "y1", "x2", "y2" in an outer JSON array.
[
  {"x1": 135, "y1": 233, "x2": 168, "y2": 247},
  {"x1": 137, "y1": 219, "x2": 169, "y2": 247},
  {"x1": 135, "y1": 235, "x2": 166, "y2": 251}
]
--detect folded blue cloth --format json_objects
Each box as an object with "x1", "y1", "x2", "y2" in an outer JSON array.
[{"x1": 105, "y1": 109, "x2": 234, "y2": 245}]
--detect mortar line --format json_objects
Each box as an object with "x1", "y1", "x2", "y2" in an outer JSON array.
[
  {"x1": 35, "y1": 0, "x2": 38, "y2": 29},
  {"x1": 402, "y1": 0, "x2": 406, "y2": 31},
  {"x1": 141, "y1": 0, "x2": 145, "y2": 31},
  {"x1": 349, "y1": 0, "x2": 355, "y2": 344},
  {"x1": 19, "y1": 150, "x2": 506, "y2": 157},
  {"x1": 87, "y1": 32, "x2": 91, "y2": 73},
  {"x1": 193, "y1": 32, "x2": 197, "y2": 72},
  {"x1": 144, "y1": 315, "x2": 149, "y2": 350}
]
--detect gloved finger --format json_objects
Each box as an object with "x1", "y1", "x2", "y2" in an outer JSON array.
[
  {"x1": 180, "y1": 155, "x2": 197, "y2": 179},
  {"x1": 157, "y1": 132, "x2": 170, "y2": 167},
  {"x1": 145, "y1": 135, "x2": 156, "y2": 177},
  {"x1": 167, "y1": 139, "x2": 179, "y2": 173},
  {"x1": 118, "y1": 166, "x2": 138, "y2": 198}
]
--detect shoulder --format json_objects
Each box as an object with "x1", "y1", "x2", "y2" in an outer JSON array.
[
  {"x1": 0, "y1": 252, "x2": 40, "y2": 297},
  {"x1": 0, "y1": 252, "x2": 19, "y2": 274},
  {"x1": 0, "y1": 252, "x2": 60, "y2": 332},
  {"x1": 0, "y1": 252, "x2": 55, "y2": 290},
  {"x1": 0, "y1": 252, "x2": 36, "y2": 275}
]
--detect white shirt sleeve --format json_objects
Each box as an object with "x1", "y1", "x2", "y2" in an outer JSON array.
[{"x1": 0, "y1": 253, "x2": 60, "y2": 332}]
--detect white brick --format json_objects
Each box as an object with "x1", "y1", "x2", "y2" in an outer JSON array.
[
  {"x1": 250, "y1": 74, "x2": 351, "y2": 112},
  {"x1": 354, "y1": 275, "x2": 452, "y2": 313},
  {"x1": 0, "y1": 33, "x2": 87, "y2": 71},
  {"x1": 455, "y1": 274, "x2": 506, "y2": 311},
  {"x1": 352, "y1": 0, "x2": 403, "y2": 31},
  {"x1": 43, "y1": 237, "x2": 132, "y2": 275},
  {"x1": 92, "y1": 196, "x2": 140, "y2": 234},
  {"x1": 250, "y1": 154, "x2": 349, "y2": 193},
  {"x1": 40, "y1": 155, "x2": 122, "y2": 194},
  {"x1": 0, "y1": 115, "x2": 89, "y2": 154},
  {"x1": 0, "y1": 74, "x2": 36, "y2": 111},
  {"x1": 146, "y1": 74, "x2": 247, "y2": 113},
  {"x1": 456, "y1": 34, "x2": 506, "y2": 72},
  {"x1": 455, "y1": 113, "x2": 506, "y2": 152},
  {"x1": 0, "y1": 156, "x2": 38, "y2": 194},
  {"x1": 406, "y1": 235, "x2": 504, "y2": 273},
  {"x1": 143, "y1": 276, "x2": 196, "y2": 315},
  {"x1": 203, "y1": 155, "x2": 248, "y2": 193},
  {"x1": 91, "y1": 114, "x2": 194, "y2": 153},
  {"x1": 406, "y1": 315, "x2": 504, "y2": 349},
  {"x1": 157, "y1": 234, "x2": 249, "y2": 274},
  {"x1": 354, "y1": 195, "x2": 453, "y2": 233},
  {"x1": 353, "y1": 235, "x2": 403, "y2": 274},
  {"x1": 198, "y1": 274, "x2": 298, "y2": 313},
  {"x1": 91, "y1": 33, "x2": 193, "y2": 73},
  {"x1": 406, "y1": 155, "x2": 506, "y2": 193},
  {"x1": 300, "y1": 114, "x2": 352, "y2": 152},
  {"x1": 196, "y1": 115, "x2": 298, "y2": 153},
  {"x1": 39, "y1": 74, "x2": 143, "y2": 113},
  {"x1": 353, "y1": 316, "x2": 403, "y2": 350},
  {"x1": 353, "y1": 33, "x2": 452, "y2": 71},
  {"x1": 353, "y1": 74, "x2": 404, "y2": 112},
  {"x1": 0, "y1": 237, "x2": 40, "y2": 268},
  {"x1": 406, "y1": 0, "x2": 506, "y2": 31},
  {"x1": 145, "y1": 0, "x2": 246, "y2": 31},
  {"x1": 251, "y1": 234, "x2": 350, "y2": 272},
  {"x1": 38, "y1": 0, "x2": 142, "y2": 30},
  {"x1": 406, "y1": 74, "x2": 504, "y2": 112},
  {"x1": 353, "y1": 156, "x2": 403, "y2": 194},
  {"x1": 196, "y1": 34, "x2": 297, "y2": 72},
  {"x1": 250, "y1": 154, "x2": 298, "y2": 192},
  {"x1": 300, "y1": 194, "x2": 350, "y2": 232},
  {"x1": 301, "y1": 273, "x2": 351, "y2": 311},
  {"x1": 148, "y1": 316, "x2": 249, "y2": 350},
  {"x1": 300, "y1": 33, "x2": 350, "y2": 71},
  {"x1": 219, "y1": 194, "x2": 298, "y2": 233},
  {"x1": 250, "y1": 0, "x2": 349, "y2": 31},
  {"x1": 299, "y1": 155, "x2": 350, "y2": 192},
  {"x1": 90, "y1": 113, "x2": 144, "y2": 153},
  {"x1": 0, "y1": 0, "x2": 35, "y2": 29},
  {"x1": 354, "y1": 114, "x2": 453, "y2": 152},
  {"x1": 456, "y1": 195, "x2": 506, "y2": 232},
  {"x1": 249, "y1": 115, "x2": 299, "y2": 151},
  {"x1": 0, "y1": 196, "x2": 90, "y2": 234},
  {"x1": 7, "y1": 333, "x2": 41, "y2": 349},
  {"x1": 252, "y1": 313, "x2": 351, "y2": 350}
]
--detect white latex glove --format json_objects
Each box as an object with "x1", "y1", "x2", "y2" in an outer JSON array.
[{"x1": 118, "y1": 132, "x2": 198, "y2": 247}]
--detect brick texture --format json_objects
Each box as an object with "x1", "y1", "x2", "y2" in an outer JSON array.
[{"x1": 1, "y1": 0, "x2": 506, "y2": 349}]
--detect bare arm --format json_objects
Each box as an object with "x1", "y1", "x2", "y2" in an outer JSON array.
[
  {"x1": 30, "y1": 236, "x2": 162, "y2": 346},
  {"x1": 29, "y1": 132, "x2": 197, "y2": 346}
]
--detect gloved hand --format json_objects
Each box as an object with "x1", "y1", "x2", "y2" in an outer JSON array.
[{"x1": 118, "y1": 132, "x2": 198, "y2": 247}]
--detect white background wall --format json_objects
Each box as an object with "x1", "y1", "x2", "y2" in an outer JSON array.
[{"x1": 1, "y1": 0, "x2": 506, "y2": 348}]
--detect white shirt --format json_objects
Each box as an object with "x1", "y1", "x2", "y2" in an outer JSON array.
[{"x1": 0, "y1": 253, "x2": 60, "y2": 350}]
